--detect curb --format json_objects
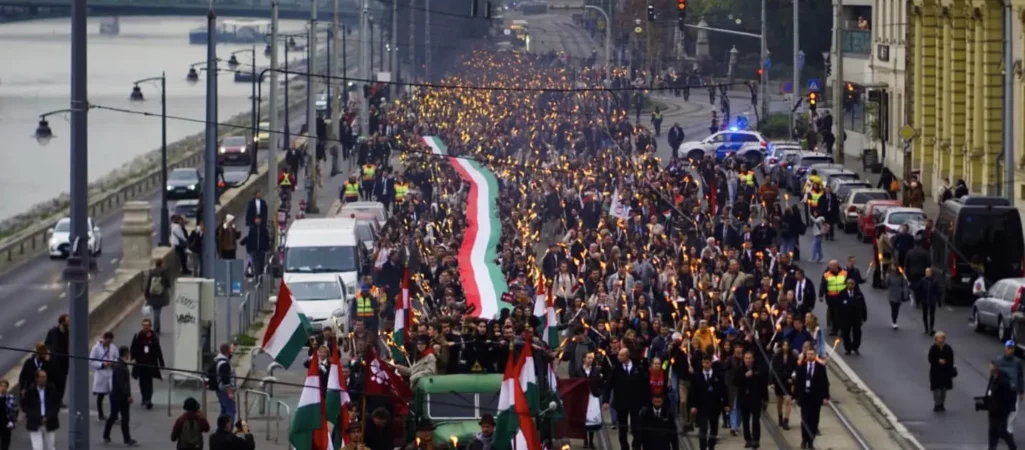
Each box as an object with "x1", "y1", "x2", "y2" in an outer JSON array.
[{"x1": 827, "y1": 352, "x2": 927, "y2": 450}]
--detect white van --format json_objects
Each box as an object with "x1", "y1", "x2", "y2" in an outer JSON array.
[
  {"x1": 283, "y1": 218, "x2": 363, "y2": 296},
  {"x1": 338, "y1": 201, "x2": 388, "y2": 227}
]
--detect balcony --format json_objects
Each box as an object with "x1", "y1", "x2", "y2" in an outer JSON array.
[{"x1": 842, "y1": 29, "x2": 872, "y2": 55}]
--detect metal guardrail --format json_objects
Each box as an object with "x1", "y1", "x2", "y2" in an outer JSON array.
[
  {"x1": 272, "y1": 400, "x2": 291, "y2": 444},
  {"x1": 166, "y1": 372, "x2": 208, "y2": 418},
  {"x1": 0, "y1": 97, "x2": 309, "y2": 276},
  {"x1": 242, "y1": 388, "x2": 291, "y2": 443}
]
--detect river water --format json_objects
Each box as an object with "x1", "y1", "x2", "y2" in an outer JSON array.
[{"x1": 0, "y1": 16, "x2": 312, "y2": 220}]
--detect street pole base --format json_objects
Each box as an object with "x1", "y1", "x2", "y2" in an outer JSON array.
[{"x1": 306, "y1": 204, "x2": 321, "y2": 214}]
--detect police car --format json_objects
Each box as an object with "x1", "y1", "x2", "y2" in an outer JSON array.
[{"x1": 675, "y1": 129, "x2": 768, "y2": 165}]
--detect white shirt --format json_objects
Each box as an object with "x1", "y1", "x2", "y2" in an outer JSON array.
[
  {"x1": 797, "y1": 280, "x2": 805, "y2": 304},
  {"x1": 704, "y1": 370, "x2": 712, "y2": 381},
  {"x1": 653, "y1": 408, "x2": 662, "y2": 418},
  {"x1": 38, "y1": 388, "x2": 46, "y2": 417},
  {"x1": 254, "y1": 200, "x2": 261, "y2": 215},
  {"x1": 623, "y1": 363, "x2": 632, "y2": 373}
]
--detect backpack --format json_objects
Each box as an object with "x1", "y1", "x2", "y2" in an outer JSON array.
[
  {"x1": 147, "y1": 272, "x2": 165, "y2": 296},
  {"x1": 889, "y1": 179, "x2": 900, "y2": 192},
  {"x1": 205, "y1": 360, "x2": 224, "y2": 391},
  {"x1": 177, "y1": 417, "x2": 204, "y2": 450}
]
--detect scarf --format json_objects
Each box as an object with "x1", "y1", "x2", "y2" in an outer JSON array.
[{"x1": 473, "y1": 432, "x2": 493, "y2": 450}]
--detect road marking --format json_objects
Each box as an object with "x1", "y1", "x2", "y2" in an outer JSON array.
[
  {"x1": 14, "y1": 319, "x2": 25, "y2": 328},
  {"x1": 104, "y1": 278, "x2": 115, "y2": 286},
  {"x1": 38, "y1": 305, "x2": 48, "y2": 313},
  {"x1": 110, "y1": 258, "x2": 119, "y2": 265},
  {"x1": 59, "y1": 291, "x2": 66, "y2": 298}
]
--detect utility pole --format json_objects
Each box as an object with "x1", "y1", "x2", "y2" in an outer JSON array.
[
  {"x1": 202, "y1": 8, "x2": 218, "y2": 279},
  {"x1": 1003, "y1": 2, "x2": 1014, "y2": 200},
  {"x1": 331, "y1": 0, "x2": 341, "y2": 163},
  {"x1": 305, "y1": 0, "x2": 320, "y2": 213},
  {"x1": 67, "y1": 0, "x2": 90, "y2": 444},
  {"x1": 760, "y1": 0, "x2": 769, "y2": 121},
  {"x1": 832, "y1": 0, "x2": 845, "y2": 163},
  {"x1": 391, "y1": 0, "x2": 398, "y2": 99},
  {"x1": 409, "y1": 0, "x2": 416, "y2": 79},
  {"x1": 425, "y1": 0, "x2": 432, "y2": 80},
  {"x1": 360, "y1": 0, "x2": 371, "y2": 135},
  {"x1": 269, "y1": 2, "x2": 280, "y2": 219},
  {"x1": 791, "y1": 0, "x2": 799, "y2": 132}
]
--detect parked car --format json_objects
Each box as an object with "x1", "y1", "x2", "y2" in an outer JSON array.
[
  {"x1": 857, "y1": 199, "x2": 902, "y2": 242},
  {"x1": 173, "y1": 199, "x2": 201, "y2": 221},
  {"x1": 879, "y1": 207, "x2": 928, "y2": 236},
  {"x1": 830, "y1": 179, "x2": 873, "y2": 202},
  {"x1": 766, "y1": 142, "x2": 802, "y2": 166},
  {"x1": 786, "y1": 153, "x2": 835, "y2": 193},
  {"x1": 933, "y1": 196, "x2": 1025, "y2": 305},
  {"x1": 254, "y1": 121, "x2": 271, "y2": 149},
  {"x1": 218, "y1": 134, "x2": 251, "y2": 166},
  {"x1": 839, "y1": 188, "x2": 891, "y2": 232},
  {"x1": 48, "y1": 217, "x2": 102, "y2": 258},
  {"x1": 676, "y1": 130, "x2": 767, "y2": 163},
  {"x1": 166, "y1": 167, "x2": 202, "y2": 200},
  {"x1": 972, "y1": 277, "x2": 1025, "y2": 341}
]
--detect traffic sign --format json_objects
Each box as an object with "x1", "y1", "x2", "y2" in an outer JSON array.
[
  {"x1": 807, "y1": 79, "x2": 821, "y2": 91},
  {"x1": 764, "y1": 57, "x2": 771, "y2": 70},
  {"x1": 782, "y1": 81, "x2": 793, "y2": 94},
  {"x1": 797, "y1": 52, "x2": 805, "y2": 69},
  {"x1": 634, "y1": 26, "x2": 643, "y2": 34},
  {"x1": 598, "y1": 19, "x2": 606, "y2": 30},
  {"x1": 898, "y1": 124, "x2": 919, "y2": 141}
]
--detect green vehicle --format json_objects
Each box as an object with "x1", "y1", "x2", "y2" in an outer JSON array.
[{"x1": 408, "y1": 374, "x2": 503, "y2": 444}]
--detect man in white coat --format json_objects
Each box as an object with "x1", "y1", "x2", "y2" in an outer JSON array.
[{"x1": 89, "y1": 331, "x2": 119, "y2": 422}]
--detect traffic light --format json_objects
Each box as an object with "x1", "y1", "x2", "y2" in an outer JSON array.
[
  {"x1": 647, "y1": 5, "x2": 656, "y2": 22},
  {"x1": 756, "y1": 68, "x2": 763, "y2": 79},
  {"x1": 677, "y1": 0, "x2": 687, "y2": 30},
  {"x1": 808, "y1": 91, "x2": 818, "y2": 113},
  {"x1": 844, "y1": 83, "x2": 856, "y2": 111}
]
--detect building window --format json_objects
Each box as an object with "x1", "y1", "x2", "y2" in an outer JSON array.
[{"x1": 842, "y1": 30, "x2": 872, "y2": 55}]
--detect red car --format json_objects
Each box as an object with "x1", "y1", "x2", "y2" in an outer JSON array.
[
  {"x1": 857, "y1": 199, "x2": 901, "y2": 242},
  {"x1": 218, "y1": 134, "x2": 252, "y2": 166}
]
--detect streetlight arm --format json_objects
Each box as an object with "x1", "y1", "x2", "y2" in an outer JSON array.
[
  {"x1": 39, "y1": 108, "x2": 78, "y2": 119},
  {"x1": 132, "y1": 76, "x2": 164, "y2": 85}
]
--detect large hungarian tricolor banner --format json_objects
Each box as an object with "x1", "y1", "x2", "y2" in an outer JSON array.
[{"x1": 422, "y1": 135, "x2": 509, "y2": 319}]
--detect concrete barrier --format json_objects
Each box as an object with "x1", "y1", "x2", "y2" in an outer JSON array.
[
  {"x1": 0, "y1": 152, "x2": 285, "y2": 394},
  {"x1": 0, "y1": 92, "x2": 307, "y2": 277}
]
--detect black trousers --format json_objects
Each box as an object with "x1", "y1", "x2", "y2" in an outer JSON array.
[
  {"x1": 137, "y1": 372, "x2": 154, "y2": 404},
  {"x1": 826, "y1": 297, "x2": 839, "y2": 333},
  {"x1": 52, "y1": 366, "x2": 68, "y2": 405},
  {"x1": 361, "y1": 181, "x2": 374, "y2": 200},
  {"x1": 614, "y1": 406, "x2": 639, "y2": 450},
  {"x1": 695, "y1": 410, "x2": 719, "y2": 450},
  {"x1": 922, "y1": 303, "x2": 937, "y2": 333},
  {"x1": 741, "y1": 405, "x2": 762, "y2": 444},
  {"x1": 989, "y1": 415, "x2": 1017, "y2": 450},
  {"x1": 889, "y1": 302, "x2": 902, "y2": 324},
  {"x1": 0, "y1": 426, "x2": 9, "y2": 450},
  {"x1": 103, "y1": 398, "x2": 132, "y2": 443},
  {"x1": 840, "y1": 323, "x2": 863, "y2": 352},
  {"x1": 800, "y1": 401, "x2": 822, "y2": 446}
]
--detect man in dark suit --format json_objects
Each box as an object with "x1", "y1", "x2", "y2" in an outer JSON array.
[
  {"x1": 838, "y1": 279, "x2": 868, "y2": 355},
  {"x1": 739, "y1": 241, "x2": 757, "y2": 274},
  {"x1": 733, "y1": 351, "x2": 768, "y2": 448},
  {"x1": 103, "y1": 345, "x2": 137, "y2": 446},
  {"x1": 816, "y1": 186, "x2": 840, "y2": 241},
  {"x1": 715, "y1": 219, "x2": 740, "y2": 250},
  {"x1": 793, "y1": 347, "x2": 830, "y2": 449},
  {"x1": 688, "y1": 354, "x2": 728, "y2": 450},
  {"x1": 23, "y1": 369, "x2": 60, "y2": 449},
  {"x1": 914, "y1": 267, "x2": 942, "y2": 336},
  {"x1": 638, "y1": 394, "x2": 679, "y2": 450},
  {"x1": 668, "y1": 123, "x2": 685, "y2": 152},
  {"x1": 785, "y1": 269, "x2": 817, "y2": 318},
  {"x1": 541, "y1": 244, "x2": 566, "y2": 281},
  {"x1": 244, "y1": 190, "x2": 268, "y2": 227},
  {"x1": 603, "y1": 348, "x2": 649, "y2": 450},
  {"x1": 43, "y1": 314, "x2": 69, "y2": 408}
]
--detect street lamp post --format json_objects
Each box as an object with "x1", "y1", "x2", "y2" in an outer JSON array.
[
  {"x1": 130, "y1": 73, "x2": 170, "y2": 247},
  {"x1": 202, "y1": 7, "x2": 219, "y2": 278},
  {"x1": 228, "y1": 47, "x2": 259, "y2": 175}
]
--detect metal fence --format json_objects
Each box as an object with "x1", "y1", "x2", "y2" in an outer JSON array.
[{"x1": 166, "y1": 372, "x2": 208, "y2": 418}]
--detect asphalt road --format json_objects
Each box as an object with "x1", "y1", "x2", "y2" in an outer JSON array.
[
  {"x1": 784, "y1": 182, "x2": 1007, "y2": 449},
  {"x1": 0, "y1": 46, "x2": 371, "y2": 380}
]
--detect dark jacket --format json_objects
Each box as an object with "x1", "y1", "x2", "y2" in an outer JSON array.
[
  {"x1": 110, "y1": 360, "x2": 132, "y2": 401},
  {"x1": 44, "y1": 326, "x2": 70, "y2": 372},
  {"x1": 144, "y1": 267, "x2": 172, "y2": 309},
  {"x1": 732, "y1": 363, "x2": 769, "y2": 409},
  {"x1": 241, "y1": 224, "x2": 272, "y2": 253},
  {"x1": 22, "y1": 384, "x2": 60, "y2": 432},
  {"x1": 0, "y1": 393, "x2": 18, "y2": 426},
  {"x1": 208, "y1": 429, "x2": 255, "y2": 450},
  {"x1": 904, "y1": 246, "x2": 931, "y2": 282},
  {"x1": 602, "y1": 361, "x2": 650, "y2": 411},
  {"x1": 244, "y1": 198, "x2": 268, "y2": 227},
  {"x1": 927, "y1": 343, "x2": 955, "y2": 391},
  {"x1": 688, "y1": 367, "x2": 728, "y2": 415},
  {"x1": 638, "y1": 405, "x2": 680, "y2": 450},
  {"x1": 913, "y1": 277, "x2": 942, "y2": 306},
  {"x1": 985, "y1": 373, "x2": 1017, "y2": 420},
  {"x1": 130, "y1": 330, "x2": 166, "y2": 380},
  {"x1": 170, "y1": 411, "x2": 211, "y2": 448},
  {"x1": 837, "y1": 289, "x2": 868, "y2": 328},
  {"x1": 793, "y1": 362, "x2": 830, "y2": 405},
  {"x1": 18, "y1": 356, "x2": 51, "y2": 397}
]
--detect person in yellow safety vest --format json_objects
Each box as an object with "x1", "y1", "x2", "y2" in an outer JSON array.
[
  {"x1": 818, "y1": 260, "x2": 848, "y2": 337},
  {"x1": 738, "y1": 170, "x2": 755, "y2": 187},
  {"x1": 351, "y1": 284, "x2": 379, "y2": 333},
  {"x1": 806, "y1": 185, "x2": 824, "y2": 223},
  {"x1": 342, "y1": 175, "x2": 361, "y2": 203},
  {"x1": 361, "y1": 163, "x2": 377, "y2": 201},
  {"x1": 394, "y1": 175, "x2": 410, "y2": 203},
  {"x1": 651, "y1": 107, "x2": 663, "y2": 137}
]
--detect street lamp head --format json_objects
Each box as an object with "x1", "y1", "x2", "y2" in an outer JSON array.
[
  {"x1": 264, "y1": 43, "x2": 272, "y2": 57},
  {"x1": 130, "y1": 85, "x2": 144, "y2": 102},
  {"x1": 288, "y1": 37, "x2": 297, "y2": 48},
  {"x1": 186, "y1": 67, "x2": 200, "y2": 84},
  {"x1": 34, "y1": 118, "x2": 53, "y2": 146},
  {"x1": 228, "y1": 54, "x2": 240, "y2": 69}
]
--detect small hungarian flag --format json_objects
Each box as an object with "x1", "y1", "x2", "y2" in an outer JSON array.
[
  {"x1": 326, "y1": 345, "x2": 351, "y2": 447},
  {"x1": 393, "y1": 268, "x2": 411, "y2": 363},
  {"x1": 289, "y1": 355, "x2": 332, "y2": 450},
  {"x1": 262, "y1": 280, "x2": 314, "y2": 368}
]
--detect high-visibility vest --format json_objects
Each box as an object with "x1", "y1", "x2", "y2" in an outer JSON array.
[
  {"x1": 355, "y1": 295, "x2": 374, "y2": 317},
  {"x1": 809, "y1": 191, "x2": 823, "y2": 208},
  {"x1": 344, "y1": 182, "x2": 360, "y2": 199},
  {"x1": 394, "y1": 183, "x2": 409, "y2": 201},
  {"x1": 653, "y1": 112, "x2": 663, "y2": 121},
  {"x1": 740, "y1": 172, "x2": 754, "y2": 186},
  {"x1": 362, "y1": 164, "x2": 376, "y2": 181},
  {"x1": 824, "y1": 270, "x2": 848, "y2": 295},
  {"x1": 279, "y1": 173, "x2": 292, "y2": 187}
]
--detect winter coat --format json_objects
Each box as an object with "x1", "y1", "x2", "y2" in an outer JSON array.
[
  {"x1": 927, "y1": 343, "x2": 955, "y2": 391},
  {"x1": 89, "y1": 341, "x2": 119, "y2": 394}
]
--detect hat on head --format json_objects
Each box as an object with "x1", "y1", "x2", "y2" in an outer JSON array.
[
  {"x1": 346, "y1": 421, "x2": 362, "y2": 432},
  {"x1": 1006, "y1": 340, "x2": 1016, "y2": 349},
  {"x1": 479, "y1": 414, "x2": 496, "y2": 426},
  {"x1": 416, "y1": 418, "x2": 436, "y2": 431}
]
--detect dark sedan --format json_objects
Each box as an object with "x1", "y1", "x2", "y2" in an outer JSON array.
[{"x1": 166, "y1": 168, "x2": 202, "y2": 199}]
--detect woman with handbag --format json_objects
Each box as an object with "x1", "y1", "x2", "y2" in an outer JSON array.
[
  {"x1": 927, "y1": 331, "x2": 955, "y2": 412},
  {"x1": 885, "y1": 264, "x2": 909, "y2": 329}
]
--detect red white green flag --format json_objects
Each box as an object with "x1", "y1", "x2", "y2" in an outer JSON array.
[{"x1": 262, "y1": 280, "x2": 313, "y2": 368}]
